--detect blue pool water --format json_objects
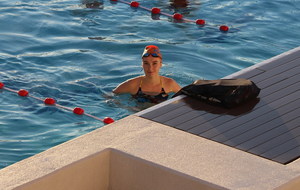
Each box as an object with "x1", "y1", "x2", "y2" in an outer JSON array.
[{"x1": 0, "y1": 0, "x2": 299, "y2": 169}]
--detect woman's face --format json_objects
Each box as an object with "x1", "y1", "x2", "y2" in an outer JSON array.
[{"x1": 142, "y1": 56, "x2": 162, "y2": 77}]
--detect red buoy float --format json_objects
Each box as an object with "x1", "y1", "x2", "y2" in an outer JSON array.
[
  {"x1": 103, "y1": 117, "x2": 115, "y2": 124},
  {"x1": 2, "y1": 84, "x2": 116, "y2": 124},
  {"x1": 196, "y1": 19, "x2": 205, "y2": 25},
  {"x1": 73, "y1": 107, "x2": 84, "y2": 115},
  {"x1": 130, "y1": 1, "x2": 139, "y2": 8},
  {"x1": 18, "y1": 89, "x2": 29, "y2": 97},
  {"x1": 44, "y1": 98, "x2": 56, "y2": 105},
  {"x1": 219, "y1": 25, "x2": 229, "y2": 32},
  {"x1": 151, "y1": 7, "x2": 161, "y2": 14},
  {"x1": 173, "y1": 13, "x2": 183, "y2": 20}
]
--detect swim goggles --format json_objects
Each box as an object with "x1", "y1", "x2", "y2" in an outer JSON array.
[{"x1": 142, "y1": 53, "x2": 160, "y2": 57}]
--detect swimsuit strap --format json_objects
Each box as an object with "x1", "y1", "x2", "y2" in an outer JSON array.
[
  {"x1": 140, "y1": 77, "x2": 164, "y2": 90},
  {"x1": 134, "y1": 77, "x2": 169, "y2": 103},
  {"x1": 139, "y1": 77, "x2": 143, "y2": 88}
]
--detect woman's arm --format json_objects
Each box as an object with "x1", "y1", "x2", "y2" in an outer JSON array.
[
  {"x1": 163, "y1": 77, "x2": 181, "y2": 93},
  {"x1": 170, "y1": 79, "x2": 181, "y2": 93},
  {"x1": 113, "y1": 77, "x2": 139, "y2": 94}
]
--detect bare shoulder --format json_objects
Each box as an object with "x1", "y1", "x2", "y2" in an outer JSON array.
[
  {"x1": 161, "y1": 76, "x2": 181, "y2": 93},
  {"x1": 113, "y1": 76, "x2": 142, "y2": 94},
  {"x1": 122, "y1": 76, "x2": 141, "y2": 85},
  {"x1": 161, "y1": 76, "x2": 175, "y2": 85}
]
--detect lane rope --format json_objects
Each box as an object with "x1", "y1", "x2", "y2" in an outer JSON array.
[
  {"x1": 0, "y1": 2, "x2": 230, "y2": 125},
  {"x1": 0, "y1": 82, "x2": 115, "y2": 124},
  {"x1": 110, "y1": 0, "x2": 230, "y2": 32}
]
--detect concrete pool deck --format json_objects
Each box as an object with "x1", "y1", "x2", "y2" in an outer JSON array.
[{"x1": 0, "y1": 46, "x2": 300, "y2": 190}]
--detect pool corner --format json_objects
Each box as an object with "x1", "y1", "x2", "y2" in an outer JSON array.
[{"x1": 1, "y1": 115, "x2": 300, "y2": 190}]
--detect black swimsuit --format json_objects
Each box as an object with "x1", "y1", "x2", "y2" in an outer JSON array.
[{"x1": 133, "y1": 78, "x2": 169, "y2": 103}]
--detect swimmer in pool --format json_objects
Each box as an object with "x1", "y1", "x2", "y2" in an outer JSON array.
[
  {"x1": 113, "y1": 45, "x2": 181, "y2": 103},
  {"x1": 82, "y1": 0, "x2": 103, "y2": 8},
  {"x1": 170, "y1": 0, "x2": 189, "y2": 9}
]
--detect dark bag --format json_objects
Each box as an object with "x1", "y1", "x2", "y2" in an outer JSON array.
[{"x1": 173, "y1": 79, "x2": 261, "y2": 108}]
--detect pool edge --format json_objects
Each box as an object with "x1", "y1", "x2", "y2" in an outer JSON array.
[{"x1": 1, "y1": 46, "x2": 300, "y2": 190}]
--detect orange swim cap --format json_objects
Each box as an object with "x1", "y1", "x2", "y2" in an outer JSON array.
[{"x1": 142, "y1": 45, "x2": 162, "y2": 59}]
